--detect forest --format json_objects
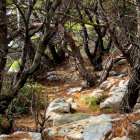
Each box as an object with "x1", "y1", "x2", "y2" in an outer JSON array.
[{"x1": 0, "y1": 0, "x2": 140, "y2": 140}]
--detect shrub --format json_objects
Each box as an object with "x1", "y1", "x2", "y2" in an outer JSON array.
[
  {"x1": 10, "y1": 80, "x2": 46, "y2": 115},
  {"x1": 83, "y1": 94, "x2": 109, "y2": 112}
]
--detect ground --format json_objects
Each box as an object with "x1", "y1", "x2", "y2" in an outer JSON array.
[{"x1": 11, "y1": 55, "x2": 140, "y2": 140}]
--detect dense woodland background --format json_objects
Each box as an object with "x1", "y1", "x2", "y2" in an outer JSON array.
[{"x1": 0, "y1": 0, "x2": 140, "y2": 138}]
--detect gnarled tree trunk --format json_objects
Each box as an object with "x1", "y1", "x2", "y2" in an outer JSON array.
[
  {"x1": 64, "y1": 32, "x2": 97, "y2": 87},
  {"x1": 0, "y1": 0, "x2": 8, "y2": 94},
  {"x1": 0, "y1": 0, "x2": 61, "y2": 113},
  {"x1": 119, "y1": 0, "x2": 140, "y2": 113}
]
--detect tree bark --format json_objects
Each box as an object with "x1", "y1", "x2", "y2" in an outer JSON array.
[
  {"x1": 0, "y1": 0, "x2": 8, "y2": 94},
  {"x1": 119, "y1": 0, "x2": 140, "y2": 113},
  {"x1": 64, "y1": 32, "x2": 97, "y2": 87},
  {"x1": 0, "y1": 0, "x2": 61, "y2": 113}
]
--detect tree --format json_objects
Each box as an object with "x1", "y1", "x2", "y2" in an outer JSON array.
[
  {"x1": 0, "y1": 0, "x2": 62, "y2": 113},
  {"x1": 0, "y1": 0, "x2": 8, "y2": 94},
  {"x1": 119, "y1": 0, "x2": 140, "y2": 113}
]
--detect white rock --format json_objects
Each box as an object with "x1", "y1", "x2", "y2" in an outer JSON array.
[
  {"x1": 81, "y1": 81, "x2": 87, "y2": 86},
  {"x1": 49, "y1": 114, "x2": 113, "y2": 140},
  {"x1": 109, "y1": 71, "x2": 119, "y2": 76},
  {"x1": 0, "y1": 132, "x2": 42, "y2": 140},
  {"x1": 110, "y1": 85, "x2": 116, "y2": 92},
  {"x1": 119, "y1": 80, "x2": 125, "y2": 87},
  {"x1": 67, "y1": 98, "x2": 73, "y2": 103},
  {"x1": 13, "y1": 131, "x2": 25, "y2": 135},
  {"x1": 105, "y1": 83, "x2": 112, "y2": 89},
  {"x1": 117, "y1": 74, "x2": 126, "y2": 78},
  {"x1": 53, "y1": 113, "x2": 91, "y2": 126},
  {"x1": 71, "y1": 103, "x2": 77, "y2": 108},
  {"x1": 99, "y1": 81, "x2": 109, "y2": 89},
  {"x1": 0, "y1": 135, "x2": 8, "y2": 138},
  {"x1": 46, "y1": 98, "x2": 71, "y2": 120},
  {"x1": 67, "y1": 87, "x2": 82, "y2": 95},
  {"x1": 28, "y1": 132, "x2": 42, "y2": 140},
  {"x1": 90, "y1": 89, "x2": 103, "y2": 97},
  {"x1": 124, "y1": 80, "x2": 129, "y2": 86},
  {"x1": 100, "y1": 91, "x2": 125, "y2": 109},
  {"x1": 117, "y1": 59, "x2": 127, "y2": 65}
]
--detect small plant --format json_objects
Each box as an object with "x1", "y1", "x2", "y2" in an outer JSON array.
[
  {"x1": 9, "y1": 79, "x2": 46, "y2": 116},
  {"x1": 83, "y1": 94, "x2": 109, "y2": 112}
]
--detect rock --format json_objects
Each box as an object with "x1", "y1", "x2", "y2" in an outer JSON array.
[
  {"x1": 46, "y1": 98, "x2": 71, "y2": 120},
  {"x1": 81, "y1": 81, "x2": 87, "y2": 86},
  {"x1": 112, "y1": 136, "x2": 130, "y2": 140},
  {"x1": 120, "y1": 67, "x2": 129, "y2": 74},
  {"x1": 99, "y1": 81, "x2": 109, "y2": 89},
  {"x1": 71, "y1": 73, "x2": 80, "y2": 81},
  {"x1": 118, "y1": 80, "x2": 125, "y2": 87},
  {"x1": 0, "y1": 131, "x2": 42, "y2": 140},
  {"x1": 100, "y1": 90, "x2": 125, "y2": 110},
  {"x1": 28, "y1": 132, "x2": 42, "y2": 140},
  {"x1": 90, "y1": 89, "x2": 103, "y2": 97},
  {"x1": 69, "y1": 66, "x2": 76, "y2": 72},
  {"x1": 109, "y1": 71, "x2": 119, "y2": 76},
  {"x1": 67, "y1": 98, "x2": 73, "y2": 103},
  {"x1": 48, "y1": 114, "x2": 113, "y2": 140},
  {"x1": 124, "y1": 80, "x2": 129, "y2": 86},
  {"x1": 110, "y1": 85, "x2": 116, "y2": 92},
  {"x1": 117, "y1": 59, "x2": 127, "y2": 65},
  {"x1": 117, "y1": 74, "x2": 126, "y2": 78},
  {"x1": 71, "y1": 103, "x2": 77, "y2": 108},
  {"x1": 59, "y1": 73, "x2": 69, "y2": 80},
  {"x1": 47, "y1": 72, "x2": 58, "y2": 81},
  {"x1": 67, "y1": 87, "x2": 82, "y2": 95},
  {"x1": 53, "y1": 113, "x2": 91, "y2": 126}
]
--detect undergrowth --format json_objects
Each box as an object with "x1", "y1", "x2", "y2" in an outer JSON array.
[
  {"x1": 7, "y1": 79, "x2": 46, "y2": 116},
  {"x1": 83, "y1": 94, "x2": 108, "y2": 112}
]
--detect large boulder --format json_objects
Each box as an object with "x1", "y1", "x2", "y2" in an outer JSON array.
[
  {"x1": 67, "y1": 87, "x2": 82, "y2": 95},
  {"x1": 100, "y1": 90, "x2": 125, "y2": 110},
  {"x1": 0, "y1": 131, "x2": 42, "y2": 140},
  {"x1": 46, "y1": 98, "x2": 71, "y2": 120},
  {"x1": 47, "y1": 114, "x2": 113, "y2": 140},
  {"x1": 100, "y1": 79, "x2": 129, "y2": 110},
  {"x1": 53, "y1": 113, "x2": 91, "y2": 126}
]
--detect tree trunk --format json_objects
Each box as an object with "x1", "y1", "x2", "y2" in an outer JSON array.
[
  {"x1": 49, "y1": 43, "x2": 62, "y2": 64},
  {"x1": 64, "y1": 32, "x2": 97, "y2": 87},
  {"x1": 0, "y1": 0, "x2": 61, "y2": 113},
  {"x1": 0, "y1": 0, "x2": 8, "y2": 94},
  {"x1": 119, "y1": 0, "x2": 140, "y2": 113}
]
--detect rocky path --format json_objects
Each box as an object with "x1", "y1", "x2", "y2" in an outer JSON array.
[{"x1": 0, "y1": 59, "x2": 140, "y2": 140}]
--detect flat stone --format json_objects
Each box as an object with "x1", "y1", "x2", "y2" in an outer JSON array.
[
  {"x1": 67, "y1": 87, "x2": 82, "y2": 95},
  {"x1": 90, "y1": 89, "x2": 103, "y2": 97},
  {"x1": 53, "y1": 113, "x2": 91, "y2": 126},
  {"x1": 0, "y1": 132, "x2": 42, "y2": 140},
  {"x1": 48, "y1": 114, "x2": 113, "y2": 140}
]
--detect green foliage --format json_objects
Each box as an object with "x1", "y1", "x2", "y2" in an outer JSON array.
[
  {"x1": 0, "y1": 115, "x2": 2, "y2": 123},
  {"x1": 11, "y1": 80, "x2": 46, "y2": 115},
  {"x1": 83, "y1": 94, "x2": 109, "y2": 112},
  {"x1": 11, "y1": 61, "x2": 20, "y2": 70}
]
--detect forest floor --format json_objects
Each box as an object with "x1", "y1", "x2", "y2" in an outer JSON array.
[{"x1": 12, "y1": 54, "x2": 140, "y2": 140}]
